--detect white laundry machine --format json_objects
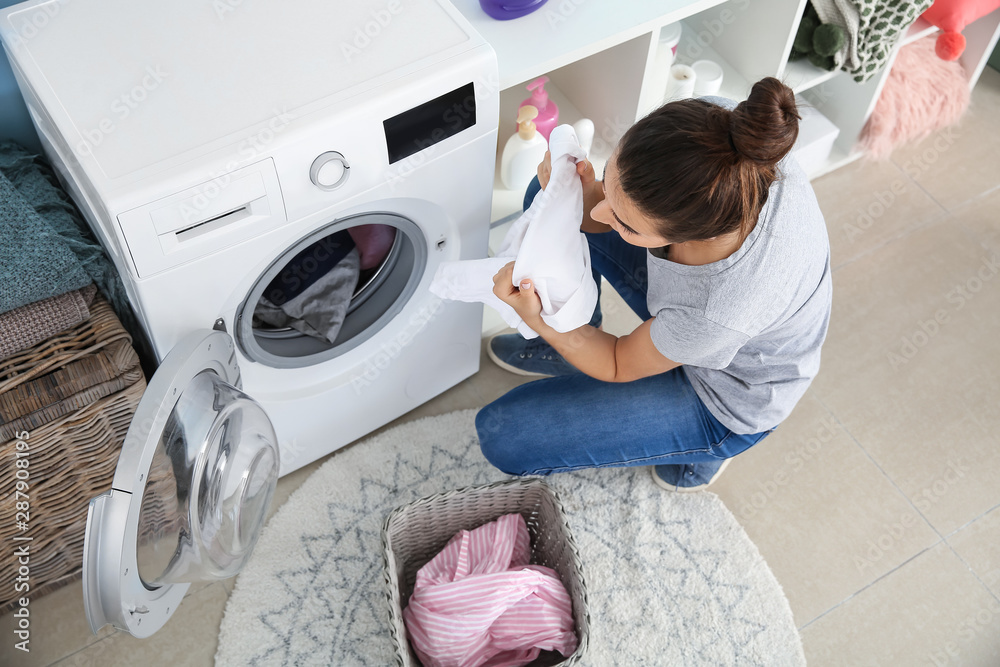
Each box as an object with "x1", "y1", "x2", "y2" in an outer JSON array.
[{"x1": 1, "y1": 0, "x2": 498, "y2": 639}]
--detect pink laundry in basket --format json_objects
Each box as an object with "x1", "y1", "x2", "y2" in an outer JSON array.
[{"x1": 402, "y1": 513, "x2": 578, "y2": 667}]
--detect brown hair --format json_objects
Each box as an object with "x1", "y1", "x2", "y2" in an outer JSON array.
[{"x1": 615, "y1": 77, "x2": 800, "y2": 243}]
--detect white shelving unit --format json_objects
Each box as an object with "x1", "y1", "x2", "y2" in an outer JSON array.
[
  {"x1": 451, "y1": 0, "x2": 1000, "y2": 215},
  {"x1": 448, "y1": 0, "x2": 1000, "y2": 333},
  {"x1": 782, "y1": 59, "x2": 840, "y2": 94}
]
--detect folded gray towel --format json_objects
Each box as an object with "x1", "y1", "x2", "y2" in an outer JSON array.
[{"x1": 0, "y1": 284, "x2": 97, "y2": 362}]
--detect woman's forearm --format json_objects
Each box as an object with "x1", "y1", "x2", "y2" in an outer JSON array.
[
  {"x1": 580, "y1": 179, "x2": 609, "y2": 234},
  {"x1": 529, "y1": 318, "x2": 621, "y2": 382}
]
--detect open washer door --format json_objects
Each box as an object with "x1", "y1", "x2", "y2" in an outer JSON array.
[{"x1": 82, "y1": 330, "x2": 280, "y2": 638}]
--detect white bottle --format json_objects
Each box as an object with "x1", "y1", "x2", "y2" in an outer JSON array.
[{"x1": 500, "y1": 105, "x2": 548, "y2": 191}]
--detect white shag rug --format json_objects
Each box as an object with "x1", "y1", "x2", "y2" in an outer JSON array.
[{"x1": 215, "y1": 410, "x2": 804, "y2": 666}]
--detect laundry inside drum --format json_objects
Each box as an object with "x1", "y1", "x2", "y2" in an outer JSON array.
[
  {"x1": 239, "y1": 215, "x2": 426, "y2": 366},
  {"x1": 253, "y1": 224, "x2": 398, "y2": 341}
]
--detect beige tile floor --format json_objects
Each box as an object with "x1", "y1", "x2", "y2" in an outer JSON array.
[{"x1": 3, "y1": 68, "x2": 1000, "y2": 667}]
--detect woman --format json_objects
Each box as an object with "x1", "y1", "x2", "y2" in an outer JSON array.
[{"x1": 476, "y1": 77, "x2": 832, "y2": 492}]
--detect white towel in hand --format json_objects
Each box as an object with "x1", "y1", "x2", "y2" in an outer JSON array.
[{"x1": 430, "y1": 124, "x2": 598, "y2": 339}]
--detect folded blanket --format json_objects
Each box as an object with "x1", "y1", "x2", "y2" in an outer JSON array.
[
  {"x1": 403, "y1": 513, "x2": 578, "y2": 667},
  {"x1": 0, "y1": 284, "x2": 97, "y2": 362},
  {"x1": 812, "y1": 0, "x2": 933, "y2": 82},
  {"x1": 0, "y1": 173, "x2": 92, "y2": 312},
  {"x1": 0, "y1": 141, "x2": 140, "y2": 338},
  {"x1": 430, "y1": 124, "x2": 598, "y2": 339}
]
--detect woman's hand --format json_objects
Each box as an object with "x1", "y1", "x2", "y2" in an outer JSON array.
[
  {"x1": 537, "y1": 151, "x2": 596, "y2": 190},
  {"x1": 492, "y1": 261, "x2": 542, "y2": 325},
  {"x1": 576, "y1": 157, "x2": 596, "y2": 190}
]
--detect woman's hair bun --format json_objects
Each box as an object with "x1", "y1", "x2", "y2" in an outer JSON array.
[{"x1": 729, "y1": 77, "x2": 800, "y2": 165}]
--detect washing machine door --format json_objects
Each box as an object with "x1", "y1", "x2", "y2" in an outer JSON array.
[{"x1": 82, "y1": 330, "x2": 280, "y2": 638}]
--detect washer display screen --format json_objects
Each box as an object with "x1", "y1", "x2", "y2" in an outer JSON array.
[{"x1": 383, "y1": 82, "x2": 476, "y2": 164}]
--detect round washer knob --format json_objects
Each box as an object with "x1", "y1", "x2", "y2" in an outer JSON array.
[{"x1": 310, "y1": 151, "x2": 350, "y2": 190}]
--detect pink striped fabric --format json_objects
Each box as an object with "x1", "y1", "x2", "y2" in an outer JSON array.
[{"x1": 402, "y1": 513, "x2": 578, "y2": 667}]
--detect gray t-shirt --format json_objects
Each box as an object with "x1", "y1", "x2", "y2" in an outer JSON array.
[{"x1": 646, "y1": 119, "x2": 832, "y2": 434}]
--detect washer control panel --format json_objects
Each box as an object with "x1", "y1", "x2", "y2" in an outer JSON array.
[{"x1": 309, "y1": 151, "x2": 350, "y2": 190}]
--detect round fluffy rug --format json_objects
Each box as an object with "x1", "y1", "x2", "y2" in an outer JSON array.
[{"x1": 215, "y1": 410, "x2": 804, "y2": 666}]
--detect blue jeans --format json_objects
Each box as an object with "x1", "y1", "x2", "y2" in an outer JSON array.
[{"x1": 475, "y1": 176, "x2": 772, "y2": 476}]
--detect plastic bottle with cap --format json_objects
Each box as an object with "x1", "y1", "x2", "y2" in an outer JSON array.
[
  {"x1": 517, "y1": 76, "x2": 559, "y2": 142},
  {"x1": 500, "y1": 105, "x2": 548, "y2": 191}
]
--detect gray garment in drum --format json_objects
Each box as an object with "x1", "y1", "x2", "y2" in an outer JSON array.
[
  {"x1": 254, "y1": 247, "x2": 361, "y2": 344},
  {"x1": 646, "y1": 147, "x2": 832, "y2": 435}
]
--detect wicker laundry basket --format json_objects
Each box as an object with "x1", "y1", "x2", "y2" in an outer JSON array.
[
  {"x1": 0, "y1": 295, "x2": 145, "y2": 612},
  {"x1": 381, "y1": 478, "x2": 590, "y2": 667}
]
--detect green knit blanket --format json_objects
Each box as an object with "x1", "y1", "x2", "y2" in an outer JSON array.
[
  {"x1": 0, "y1": 141, "x2": 138, "y2": 335},
  {"x1": 812, "y1": 0, "x2": 933, "y2": 82}
]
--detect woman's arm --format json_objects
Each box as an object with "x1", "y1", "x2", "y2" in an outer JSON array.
[
  {"x1": 580, "y1": 179, "x2": 609, "y2": 234},
  {"x1": 492, "y1": 262, "x2": 680, "y2": 382}
]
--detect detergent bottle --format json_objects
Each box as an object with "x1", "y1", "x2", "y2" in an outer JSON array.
[
  {"x1": 500, "y1": 105, "x2": 547, "y2": 191},
  {"x1": 517, "y1": 76, "x2": 559, "y2": 142}
]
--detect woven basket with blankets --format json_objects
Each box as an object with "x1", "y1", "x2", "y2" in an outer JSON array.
[{"x1": 0, "y1": 141, "x2": 145, "y2": 611}]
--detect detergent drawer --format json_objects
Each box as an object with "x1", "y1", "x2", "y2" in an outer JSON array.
[{"x1": 117, "y1": 159, "x2": 287, "y2": 278}]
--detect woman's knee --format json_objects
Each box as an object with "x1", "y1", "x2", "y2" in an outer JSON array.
[{"x1": 475, "y1": 403, "x2": 532, "y2": 476}]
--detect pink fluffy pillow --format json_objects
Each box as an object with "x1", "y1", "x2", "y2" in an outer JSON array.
[
  {"x1": 859, "y1": 36, "x2": 969, "y2": 160},
  {"x1": 921, "y1": 0, "x2": 1000, "y2": 59}
]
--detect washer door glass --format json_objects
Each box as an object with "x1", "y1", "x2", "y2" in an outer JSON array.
[
  {"x1": 237, "y1": 213, "x2": 427, "y2": 368},
  {"x1": 83, "y1": 330, "x2": 280, "y2": 639},
  {"x1": 137, "y1": 371, "x2": 279, "y2": 586}
]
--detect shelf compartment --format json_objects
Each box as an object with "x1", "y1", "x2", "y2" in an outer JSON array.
[
  {"x1": 449, "y1": 0, "x2": 728, "y2": 89},
  {"x1": 490, "y1": 77, "x2": 612, "y2": 224},
  {"x1": 782, "y1": 58, "x2": 840, "y2": 94},
  {"x1": 958, "y1": 8, "x2": 1000, "y2": 88},
  {"x1": 682, "y1": 0, "x2": 800, "y2": 85},
  {"x1": 636, "y1": 18, "x2": 752, "y2": 116},
  {"x1": 489, "y1": 32, "x2": 650, "y2": 225},
  {"x1": 783, "y1": 15, "x2": 940, "y2": 92},
  {"x1": 676, "y1": 19, "x2": 753, "y2": 101}
]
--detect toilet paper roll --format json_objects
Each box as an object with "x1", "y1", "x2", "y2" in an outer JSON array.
[
  {"x1": 665, "y1": 64, "x2": 696, "y2": 101},
  {"x1": 692, "y1": 60, "x2": 724, "y2": 96}
]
